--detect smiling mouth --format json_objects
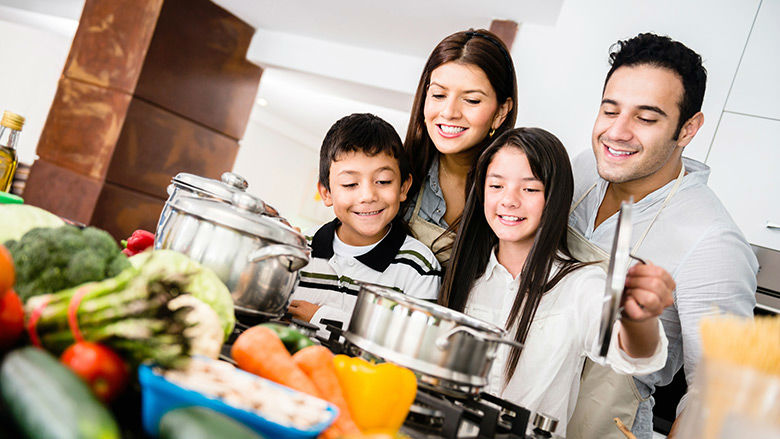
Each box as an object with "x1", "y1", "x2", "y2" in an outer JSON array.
[
  {"x1": 498, "y1": 214, "x2": 525, "y2": 223},
  {"x1": 437, "y1": 124, "x2": 467, "y2": 137},
  {"x1": 354, "y1": 209, "x2": 383, "y2": 217},
  {"x1": 604, "y1": 144, "x2": 638, "y2": 157}
]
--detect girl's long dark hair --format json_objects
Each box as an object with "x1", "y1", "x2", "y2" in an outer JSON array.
[
  {"x1": 439, "y1": 127, "x2": 589, "y2": 383},
  {"x1": 402, "y1": 29, "x2": 518, "y2": 256}
]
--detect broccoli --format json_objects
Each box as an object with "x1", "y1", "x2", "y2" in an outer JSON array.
[{"x1": 7, "y1": 225, "x2": 131, "y2": 300}]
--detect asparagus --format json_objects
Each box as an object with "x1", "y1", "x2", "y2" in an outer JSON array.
[{"x1": 24, "y1": 254, "x2": 198, "y2": 368}]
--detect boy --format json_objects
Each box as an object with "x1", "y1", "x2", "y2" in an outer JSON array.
[{"x1": 288, "y1": 113, "x2": 441, "y2": 334}]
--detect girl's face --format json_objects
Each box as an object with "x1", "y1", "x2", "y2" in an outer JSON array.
[
  {"x1": 483, "y1": 147, "x2": 546, "y2": 254},
  {"x1": 423, "y1": 62, "x2": 510, "y2": 156}
]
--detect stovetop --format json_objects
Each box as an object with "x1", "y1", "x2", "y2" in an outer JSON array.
[{"x1": 224, "y1": 315, "x2": 543, "y2": 439}]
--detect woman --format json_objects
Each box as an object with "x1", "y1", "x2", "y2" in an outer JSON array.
[
  {"x1": 440, "y1": 128, "x2": 671, "y2": 435},
  {"x1": 403, "y1": 29, "x2": 517, "y2": 264}
]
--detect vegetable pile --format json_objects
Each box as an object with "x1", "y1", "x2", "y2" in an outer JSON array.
[{"x1": 5, "y1": 225, "x2": 130, "y2": 300}]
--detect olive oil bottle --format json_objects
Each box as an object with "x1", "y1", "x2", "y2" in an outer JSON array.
[{"x1": 0, "y1": 111, "x2": 24, "y2": 192}]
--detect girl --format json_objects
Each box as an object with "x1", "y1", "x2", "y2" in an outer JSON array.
[
  {"x1": 440, "y1": 128, "x2": 671, "y2": 435},
  {"x1": 403, "y1": 29, "x2": 516, "y2": 264}
]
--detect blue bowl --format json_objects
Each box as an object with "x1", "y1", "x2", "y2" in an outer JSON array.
[{"x1": 138, "y1": 362, "x2": 338, "y2": 438}]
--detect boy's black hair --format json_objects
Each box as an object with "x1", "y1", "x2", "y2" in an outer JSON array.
[
  {"x1": 605, "y1": 33, "x2": 707, "y2": 138},
  {"x1": 319, "y1": 113, "x2": 410, "y2": 190}
]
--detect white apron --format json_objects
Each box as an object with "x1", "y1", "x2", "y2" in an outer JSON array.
[{"x1": 566, "y1": 166, "x2": 685, "y2": 439}]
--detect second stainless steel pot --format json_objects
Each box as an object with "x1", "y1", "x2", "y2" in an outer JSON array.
[{"x1": 345, "y1": 282, "x2": 522, "y2": 394}]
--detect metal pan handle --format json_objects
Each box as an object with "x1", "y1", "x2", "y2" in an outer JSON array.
[
  {"x1": 435, "y1": 325, "x2": 524, "y2": 350},
  {"x1": 248, "y1": 244, "x2": 310, "y2": 272}
]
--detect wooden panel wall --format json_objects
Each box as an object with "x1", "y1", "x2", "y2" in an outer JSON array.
[{"x1": 23, "y1": 0, "x2": 262, "y2": 239}]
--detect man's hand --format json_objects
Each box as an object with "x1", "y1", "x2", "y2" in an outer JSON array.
[
  {"x1": 288, "y1": 300, "x2": 320, "y2": 322},
  {"x1": 622, "y1": 261, "x2": 676, "y2": 321}
]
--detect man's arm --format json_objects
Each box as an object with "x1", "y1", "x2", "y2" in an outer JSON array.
[{"x1": 673, "y1": 225, "x2": 757, "y2": 409}]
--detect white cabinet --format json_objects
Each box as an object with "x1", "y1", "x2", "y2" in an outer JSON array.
[
  {"x1": 725, "y1": 0, "x2": 780, "y2": 120},
  {"x1": 706, "y1": 112, "x2": 780, "y2": 250}
]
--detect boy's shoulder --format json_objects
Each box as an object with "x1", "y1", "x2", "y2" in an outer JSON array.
[{"x1": 393, "y1": 234, "x2": 441, "y2": 274}]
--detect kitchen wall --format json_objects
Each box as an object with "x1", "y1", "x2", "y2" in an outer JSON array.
[
  {"x1": 0, "y1": 1, "x2": 776, "y2": 247},
  {"x1": 0, "y1": 11, "x2": 74, "y2": 164}
]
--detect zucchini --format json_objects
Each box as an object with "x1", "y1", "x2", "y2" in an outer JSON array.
[
  {"x1": 260, "y1": 323, "x2": 314, "y2": 353},
  {"x1": 159, "y1": 406, "x2": 265, "y2": 439},
  {"x1": 0, "y1": 346, "x2": 120, "y2": 439}
]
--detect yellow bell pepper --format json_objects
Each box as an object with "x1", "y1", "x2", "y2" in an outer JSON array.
[{"x1": 332, "y1": 355, "x2": 417, "y2": 433}]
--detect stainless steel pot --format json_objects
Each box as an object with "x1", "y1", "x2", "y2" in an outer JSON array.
[
  {"x1": 345, "y1": 282, "x2": 522, "y2": 395},
  {"x1": 156, "y1": 172, "x2": 277, "y2": 248},
  {"x1": 155, "y1": 190, "x2": 310, "y2": 318}
]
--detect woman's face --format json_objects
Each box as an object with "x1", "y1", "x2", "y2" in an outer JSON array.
[
  {"x1": 423, "y1": 62, "x2": 509, "y2": 156},
  {"x1": 483, "y1": 147, "x2": 545, "y2": 254}
]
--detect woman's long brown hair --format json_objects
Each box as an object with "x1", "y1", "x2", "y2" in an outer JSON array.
[
  {"x1": 402, "y1": 29, "x2": 518, "y2": 256},
  {"x1": 439, "y1": 127, "x2": 589, "y2": 383}
]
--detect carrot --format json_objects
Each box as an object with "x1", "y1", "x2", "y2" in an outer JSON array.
[
  {"x1": 231, "y1": 326, "x2": 321, "y2": 398},
  {"x1": 293, "y1": 346, "x2": 361, "y2": 436}
]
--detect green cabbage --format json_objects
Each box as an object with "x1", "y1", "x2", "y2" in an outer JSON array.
[
  {"x1": 0, "y1": 205, "x2": 64, "y2": 244},
  {"x1": 130, "y1": 250, "x2": 235, "y2": 339}
]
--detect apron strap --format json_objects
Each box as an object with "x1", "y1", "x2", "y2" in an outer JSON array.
[
  {"x1": 411, "y1": 186, "x2": 425, "y2": 218},
  {"x1": 632, "y1": 163, "x2": 686, "y2": 251},
  {"x1": 571, "y1": 182, "x2": 598, "y2": 214}
]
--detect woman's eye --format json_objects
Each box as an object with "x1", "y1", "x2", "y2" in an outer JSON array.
[
  {"x1": 524, "y1": 188, "x2": 541, "y2": 193},
  {"x1": 465, "y1": 98, "x2": 481, "y2": 105},
  {"x1": 430, "y1": 93, "x2": 446, "y2": 100},
  {"x1": 488, "y1": 184, "x2": 502, "y2": 189}
]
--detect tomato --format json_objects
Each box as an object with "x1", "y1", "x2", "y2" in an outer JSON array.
[
  {"x1": 0, "y1": 289, "x2": 24, "y2": 349},
  {"x1": 60, "y1": 341, "x2": 129, "y2": 402},
  {"x1": 0, "y1": 244, "x2": 14, "y2": 293}
]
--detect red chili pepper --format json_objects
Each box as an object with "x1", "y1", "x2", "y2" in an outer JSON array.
[{"x1": 125, "y1": 230, "x2": 155, "y2": 253}]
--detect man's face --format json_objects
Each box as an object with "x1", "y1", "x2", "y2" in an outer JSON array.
[
  {"x1": 592, "y1": 65, "x2": 686, "y2": 185},
  {"x1": 318, "y1": 151, "x2": 411, "y2": 246}
]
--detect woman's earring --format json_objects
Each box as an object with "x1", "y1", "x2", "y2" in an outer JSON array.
[{"x1": 489, "y1": 128, "x2": 496, "y2": 138}]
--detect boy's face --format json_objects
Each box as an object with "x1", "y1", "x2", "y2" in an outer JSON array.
[{"x1": 318, "y1": 151, "x2": 411, "y2": 246}]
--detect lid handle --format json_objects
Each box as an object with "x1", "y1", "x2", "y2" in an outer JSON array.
[{"x1": 221, "y1": 172, "x2": 248, "y2": 190}]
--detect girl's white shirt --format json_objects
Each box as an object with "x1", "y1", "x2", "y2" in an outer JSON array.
[{"x1": 464, "y1": 249, "x2": 668, "y2": 436}]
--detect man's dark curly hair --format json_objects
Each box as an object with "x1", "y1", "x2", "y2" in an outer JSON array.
[{"x1": 605, "y1": 33, "x2": 707, "y2": 138}]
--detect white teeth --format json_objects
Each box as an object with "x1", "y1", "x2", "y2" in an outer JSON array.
[
  {"x1": 439, "y1": 125, "x2": 466, "y2": 134},
  {"x1": 607, "y1": 146, "x2": 636, "y2": 156},
  {"x1": 356, "y1": 210, "x2": 381, "y2": 216},
  {"x1": 499, "y1": 215, "x2": 522, "y2": 221}
]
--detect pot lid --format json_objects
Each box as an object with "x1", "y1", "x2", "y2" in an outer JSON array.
[
  {"x1": 171, "y1": 172, "x2": 250, "y2": 203},
  {"x1": 168, "y1": 193, "x2": 307, "y2": 248},
  {"x1": 598, "y1": 199, "x2": 634, "y2": 357}
]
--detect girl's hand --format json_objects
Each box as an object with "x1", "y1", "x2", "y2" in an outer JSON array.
[
  {"x1": 621, "y1": 261, "x2": 675, "y2": 321},
  {"x1": 288, "y1": 300, "x2": 320, "y2": 322}
]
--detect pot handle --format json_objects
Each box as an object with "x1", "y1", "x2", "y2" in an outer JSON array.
[
  {"x1": 435, "y1": 326, "x2": 524, "y2": 350},
  {"x1": 248, "y1": 245, "x2": 310, "y2": 272}
]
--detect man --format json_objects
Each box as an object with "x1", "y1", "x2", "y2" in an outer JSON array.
[{"x1": 566, "y1": 33, "x2": 758, "y2": 439}]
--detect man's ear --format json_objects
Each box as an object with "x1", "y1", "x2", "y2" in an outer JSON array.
[
  {"x1": 317, "y1": 182, "x2": 333, "y2": 207},
  {"x1": 677, "y1": 112, "x2": 704, "y2": 148},
  {"x1": 492, "y1": 97, "x2": 514, "y2": 130},
  {"x1": 399, "y1": 174, "x2": 413, "y2": 203}
]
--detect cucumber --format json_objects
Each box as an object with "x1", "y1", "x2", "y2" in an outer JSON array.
[
  {"x1": 0, "y1": 346, "x2": 120, "y2": 439},
  {"x1": 159, "y1": 406, "x2": 265, "y2": 439}
]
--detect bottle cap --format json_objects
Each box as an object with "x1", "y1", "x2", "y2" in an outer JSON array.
[{"x1": 1, "y1": 111, "x2": 25, "y2": 131}]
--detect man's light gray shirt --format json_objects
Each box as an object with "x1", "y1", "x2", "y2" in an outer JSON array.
[{"x1": 568, "y1": 151, "x2": 757, "y2": 439}]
